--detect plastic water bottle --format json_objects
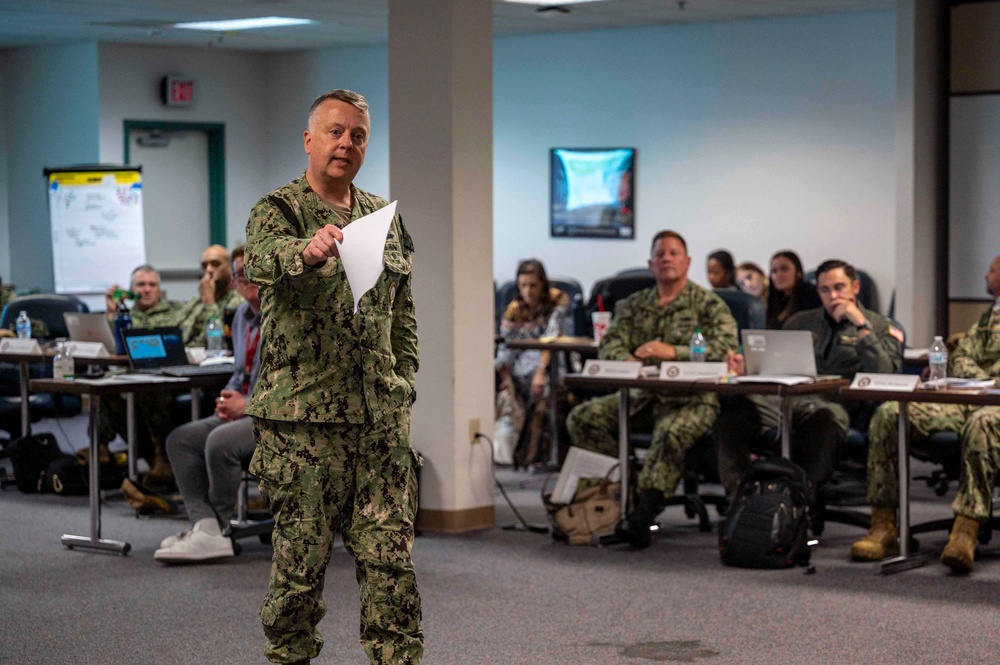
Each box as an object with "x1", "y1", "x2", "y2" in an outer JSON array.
[
  {"x1": 689, "y1": 329, "x2": 707, "y2": 362},
  {"x1": 113, "y1": 303, "x2": 132, "y2": 356},
  {"x1": 928, "y1": 335, "x2": 947, "y2": 384},
  {"x1": 16, "y1": 310, "x2": 31, "y2": 339},
  {"x1": 53, "y1": 338, "x2": 74, "y2": 380},
  {"x1": 206, "y1": 315, "x2": 224, "y2": 357}
]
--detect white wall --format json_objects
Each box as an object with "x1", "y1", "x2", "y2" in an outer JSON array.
[
  {"x1": 97, "y1": 44, "x2": 272, "y2": 254},
  {"x1": 0, "y1": 51, "x2": 10, "y2": 283},
  {"x1": 494, "y1": 12, "x2": 897, "y2": 304},
  {"x1": 4, "y1": 43, "x2": 100, "y2": 293}
]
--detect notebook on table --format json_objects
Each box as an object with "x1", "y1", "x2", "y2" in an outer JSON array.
[
  {"x1": 64, "y1": 312, "x2": 119, "y2": 354},
  {"x1": 121, "y1": 326, "x2": 234, "y2": 377},
  {"x1": 737, "y1": 329, "x2": 840, "y2": 384}
]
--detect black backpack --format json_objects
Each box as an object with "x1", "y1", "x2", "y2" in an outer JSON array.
[
  {"x1": 718, "y1": 457, "x2": 811, "y2": 569},
  {"x1": 8, "y1": 433, "x2": 64, "y2": 494}
]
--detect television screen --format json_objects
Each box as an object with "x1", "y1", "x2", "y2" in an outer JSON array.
[{"x1": 550, "y1": 147, "x2": 635, "y2": 239}]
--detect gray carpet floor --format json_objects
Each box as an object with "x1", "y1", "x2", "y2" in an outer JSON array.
[{"x1": 2, "y1": 414, "x2": 999, "y2": 664}]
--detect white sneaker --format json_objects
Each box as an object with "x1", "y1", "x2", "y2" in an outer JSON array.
[
  {"x1": 159, "y1": 530, "x2": 190, "y2": 549},
  {"x1": 154, "y1": 518, "x2": 234, "y2": 564}
]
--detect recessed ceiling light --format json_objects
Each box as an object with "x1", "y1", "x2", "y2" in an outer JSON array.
[{"x1": 173, "y1": 17, "x2": 315, "y2": 32}]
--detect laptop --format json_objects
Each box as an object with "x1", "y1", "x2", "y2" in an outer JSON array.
[
  {"x1": 120, "y1": 326, "x2": 233, "y2": 377},
  {"x1": 64, "y1": 312, "x2": 119, "y2": 354},
  {"x1": 741, "y1": 329, "x2": 824, "y2": 378}
]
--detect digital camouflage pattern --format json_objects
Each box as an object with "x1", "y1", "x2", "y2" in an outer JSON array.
[
  {"x1": 245, "y1": 174, "x2": 421, "y2": 664},
  {"x1": 567, "y1": 282, "x2": 737, "y2": 497},
  {"x1": 252, "y1": 414, "x2": 422, "y2": 665},
  {"x1": 175, "y1": 288, "x2": 244, "y2": 347},
  {"x1": 867, "y1": 308, "x2": 1000, "y2": 520},
  {"x1": 245, "y1": 176, "x2": 417, "y2": 425}
]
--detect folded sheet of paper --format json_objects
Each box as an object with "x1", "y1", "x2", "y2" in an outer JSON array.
[{"x1": 336, "y1": 201, "x2": 397, "y2": 313}]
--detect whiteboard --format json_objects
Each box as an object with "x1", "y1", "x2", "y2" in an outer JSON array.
[
  {"x1": 47, "y1": 168, "x2": 147, "y2": 294},
  {"x1": 950, "y1": 95, "x2": 1000, "y2": 299}
]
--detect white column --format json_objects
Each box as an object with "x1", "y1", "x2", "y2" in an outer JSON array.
[
  {"x1": 894, "y1": 0, "x2": 947, "y2": 343},
  {"x1": 388, "y1": 0, "x2": 495, "y2": 531}
]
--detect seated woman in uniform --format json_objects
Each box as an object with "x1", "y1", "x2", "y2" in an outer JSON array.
[
  {"x1": 765, "y1": 250, "x2": 821, "y2": 329},
  {"x1": 495, "y1": 259, "x2": 570, "y2": 467},
  {"x1": 706, "y1": 250, "x2": 738, "y2": 290}
]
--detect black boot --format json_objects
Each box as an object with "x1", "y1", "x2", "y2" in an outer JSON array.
[{"x1": 615, "y1": 489, "x2": 666, "y2": 549}]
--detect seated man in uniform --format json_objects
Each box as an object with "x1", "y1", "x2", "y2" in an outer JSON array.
[
  {"x1": 717, "y1": 259, "x2": 903, "y2": 508},
  {"x1": 852, "y1": 253, "x2": 1000, "y2": 573},
  {"x1": 174, "y1": 244, "x2": 244, "y2": 346},
  {"x1": 566, "y1": 230, "x2": 738, "y2": 548}
]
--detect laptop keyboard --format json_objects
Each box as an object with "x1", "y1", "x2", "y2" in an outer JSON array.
[{"x1": 160, "y1": 364, "x2": 235, "y2": 377}]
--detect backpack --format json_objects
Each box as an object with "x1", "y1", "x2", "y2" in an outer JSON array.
[
  {"x1": 8, "y1": 433, "x2": 64, "y2": 493},
  {"x1": 718, "y1": 457, "x2": 811, "y2": 569}
]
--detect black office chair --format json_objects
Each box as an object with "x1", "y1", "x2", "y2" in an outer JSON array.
[
  {"x1": 804, "y1": 268, "x2": 879, "y2": 313},
  {"x1": 582, "y1": 268, "x2": 656, "y2": 338},
  {"x1": 0, "y1": 294, "x2": 89, "y2": 441},
  {"x1": 713, "y1": 289, "x2": 765, "y2": 336},
  {"x1": 228, "y1": 468, "x2": 274, "y2": 545}
]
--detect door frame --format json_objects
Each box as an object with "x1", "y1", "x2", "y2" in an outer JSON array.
[{"x1": 123, "y1": 120, "x2": 226, "y2": 247}]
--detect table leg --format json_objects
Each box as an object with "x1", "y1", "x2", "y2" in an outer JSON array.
[
  {"x1": 779, "y1": 397, "x2": 792, "y2": 459},
  {"x1": 126, "y1": 392, "x2": 137, "y2": 482},
  {"x1": 19, "y1": 359, "x2": 31, "y2": 437},
  {"x1": 619, "y1": 388, "x2": 631, "y2": 515},
  {"x1": 547, "y1": 360, "x2": 560, "y2": 468},
  {"x1": 880, "y1": 401, "x2": 931, "y2": 574},
  {"x1": 61, "y1": 394, "x2": 130, "y2": 555},
  {"x1": 191, "y1": 388, "x2": 201, "y2": 421}
]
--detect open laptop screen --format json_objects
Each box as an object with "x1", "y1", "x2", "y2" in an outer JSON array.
[{"x1": 121, "y1": 326, "x2": 189, "y2": 369}]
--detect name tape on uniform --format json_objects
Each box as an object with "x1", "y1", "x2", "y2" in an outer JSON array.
[{"x1": 850, "y1": 372, "x2": 919, "y2": 392}]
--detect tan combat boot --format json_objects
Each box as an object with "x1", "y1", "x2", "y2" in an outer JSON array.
[
  {"x1": 850, "y1": 507, "x2": 899, "y2": 561},
  {"x1": 940, "y1": 515, "x2": 980, "y2": 573},
  {"x1": 143, "y1": 442, "x2": 175, "y2": 487}
]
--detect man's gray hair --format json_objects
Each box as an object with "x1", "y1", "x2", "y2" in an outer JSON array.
[{"x1": 308, "y1": 89, "x2": 369, "y2": 127}]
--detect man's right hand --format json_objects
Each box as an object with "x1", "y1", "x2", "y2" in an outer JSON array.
[
  {"x1": 105, "y1": 284, "x2": 121, "y2": 319},
  {"x1": 303, "y1": 224, "x2": 344, "y2": 266}
]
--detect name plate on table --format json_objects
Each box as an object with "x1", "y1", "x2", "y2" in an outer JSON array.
[
  {"x1": 851, "y1": 373, "x2": 919, "y2": 392},
  {"x1": 0, "y1": 338, "x2": 42, "y2": 354},
  {"x1": 582, "y1": 359, "x2": 642, "y2": 379},
  {"x1": 660, "y1": 361, "x2": 728, "y2": 381},
  {"x1": 64, "y1": 341, "x2": 109, "y2": 359}
]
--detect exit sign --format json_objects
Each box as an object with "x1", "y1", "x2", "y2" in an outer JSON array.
[{"x1": 162, "y1": 77, "x2": 195, "y2": 107}]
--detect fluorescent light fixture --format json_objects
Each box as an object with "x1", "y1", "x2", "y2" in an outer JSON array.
[
  {"x1": 173, "y1": 16, "x2": 315, "y2": 31},
  {"x1": 504, "y1": 0, "x2": 609, "y2": 4}
]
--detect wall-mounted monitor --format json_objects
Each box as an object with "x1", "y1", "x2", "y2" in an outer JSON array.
[{"x1": 550, "y1": 147, "x2": 635, "y2": 239}]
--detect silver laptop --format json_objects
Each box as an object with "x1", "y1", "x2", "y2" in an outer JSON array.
[
  {"x1": 64, "y1": 312, "x2": 119, "y2": 354},
  {"x1": 741, "y1": 329, "x2": 820, "y2": 378}
]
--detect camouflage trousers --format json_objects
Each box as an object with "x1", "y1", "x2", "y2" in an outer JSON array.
[
  {"x1": 250, "y1": 412, "x2": 423, "y2": 665},
  {"x1": 867, "y1": 401, "x2": 1000, "y2": 520},
  {"x1": 96, "y1": 392, "x2": 174, "y2": 460},
  {"x1": 566, "y1": 393, "x2": 716, "y2": 499}
]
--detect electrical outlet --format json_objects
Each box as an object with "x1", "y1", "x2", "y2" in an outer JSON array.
[{"x1": 468, "y1": 417, "x2": 480, "y2": 444}]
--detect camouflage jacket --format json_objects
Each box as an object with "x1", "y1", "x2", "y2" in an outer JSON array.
[
  {"x1": 783, "y1": 305, "x2": 902, "y2": 378},
  {"x1": 599, "y1": 280, "x2": 738, "y2": 410},
  {"x1": 129, "y1": 298, "x2": 184, "y2": 330},
  {"x1": 244, "y1": 175, "x2": 417, "y2": 425},
  {"x1": 176, "y1": 288, "x2": 244, "y2": 347},
  {"x1": 952, "y1": 307, "x2": 1000, "y2": 382}
]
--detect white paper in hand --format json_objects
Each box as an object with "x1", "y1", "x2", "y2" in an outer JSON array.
[{"x1": 335, "y1": 200, "x2": 397, "y2": 313}]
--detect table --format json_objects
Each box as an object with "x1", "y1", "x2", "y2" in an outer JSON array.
[
  {"x1": 504, "y1": 336, "x2": 598, "y2": 467},
  {"x1": 839, "y1": 386, "x2": 1000, "y2": 574},
  {"x1": 564, "y1": 374, "x2": 848, "y2": 516},
  {"x1": 30, "y1": 374, "x2": 229, "y2": 555},
  {"x1": 0, "y1": 346, "x2": 127, "y2": 437}
]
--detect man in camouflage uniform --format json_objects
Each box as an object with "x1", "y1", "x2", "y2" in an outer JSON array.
[
  {"x1": 97, "y1": 264, "x2": 184, "y2": 486},
  {"x1": 717, "y1": 259, "x2": 903, "y2": 505},
  {"x1": 852, "y1": 254, "x2": 1000, "y2": 573},
  {"x1": 174, "y1": 244, "x2": 244, "y2": 346},
  {"x1": 245, "y1": 89, "x2": 422, "y2": 665},
  {"x1": 566, "y1": 230, "x2": 738, "y2": 548}
]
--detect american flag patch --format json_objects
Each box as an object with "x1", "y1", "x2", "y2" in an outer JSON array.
[{"x1": 888, "y1": 325, "x2": 904, "y2": 343}]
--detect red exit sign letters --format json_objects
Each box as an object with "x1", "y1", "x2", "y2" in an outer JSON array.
[{"x1": 162, "y1": 77, "x2": 195, "y2": 107}]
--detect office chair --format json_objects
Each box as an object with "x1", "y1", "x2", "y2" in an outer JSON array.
[
  {"x1": 582, "y1": 268, "x2": 656, "y2": 338},
  {"x1": 713, "y1": 289, "x2": 766, "y2": 335},
  {"x1": 0, "y1": 294, "x2": 89, "y2": 341},
  {"x1": 228, "y1": 468, "x2": 274, "y2": 545},
  {"x1": 804, "y1": 268, "x2": 879, "y2": 313}
]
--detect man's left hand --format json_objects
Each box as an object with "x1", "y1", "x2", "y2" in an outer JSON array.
[
  {"x1": 829, "y1": 300, "x2": 866, "y2": 327},
  {"x1": 634, "y1": 340, "x2": 676, "y2": 361}
]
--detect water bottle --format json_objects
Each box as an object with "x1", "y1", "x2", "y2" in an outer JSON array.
[
  {"x1": 53, "y1": 338, "x2": 74, "y2": 380},
  {"x1": 113, "y1": 303, "x2": 132, "y2": 356},
  {"x1": 928, "y1": 335, "x2": 947, "y2": 384},
  {"x1": 206, "y1": 315, "x2": 224, "y2": 357},
  {"x1": 689, "y1": 329, "x2": 707, "y2": 362},
  {"x1": 16, "y1": 310, "x2": 31, "y2": 339}
]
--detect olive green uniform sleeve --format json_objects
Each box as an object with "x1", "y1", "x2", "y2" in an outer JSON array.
[
  {"x1": 952, "y1": 309, "x2": 1000, "y2": 381},
  {"x1": 783, "y1": 306, "x2": 902, "y2": 377},
  {"x1": 176, "y1": 288, "x2": 244, "y2": 347}
]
